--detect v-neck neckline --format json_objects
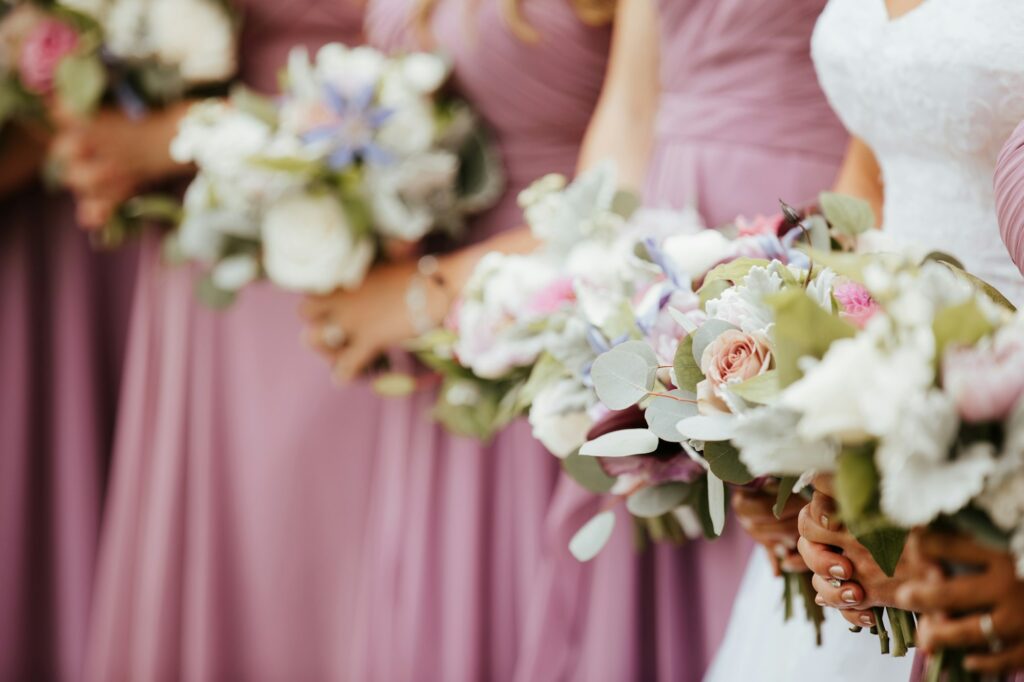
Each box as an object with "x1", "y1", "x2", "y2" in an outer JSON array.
[{"x1": 880, "y1": 0, "x2": 933, "y2": 24}]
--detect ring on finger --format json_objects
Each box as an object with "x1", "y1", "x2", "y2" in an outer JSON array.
[
  {"x1": 321, "y1": 322, "x2": 348, "y2": 350},
  {"x1": 979, "y1": 613, "x2": 1005, "y2": 653}
]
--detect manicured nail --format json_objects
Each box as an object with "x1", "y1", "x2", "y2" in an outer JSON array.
[
  {"x1": 860, "y1": 614, "x2": 874, "y2": 626},
  {"x1": 828, "y1": 578, "x2": 842, "y2": 588},
  {"x1": 841, "y1": 589, "x2": 858, "y2": 604},
  {"x1": 820, "y1": 514, "x2": 830, "y2": 529},
  {"x1": 815, "y1": 594, "x2": 825, "y2": 606},
  {"x1": 829, "y1": 565, "x2": 847, "y2": 580},
  {"x1": 774, "y1": 543, "x2": 789, "y2": 559}
]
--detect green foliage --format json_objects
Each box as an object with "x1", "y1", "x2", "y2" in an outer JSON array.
[
  {"x1": 729, "y1": 370, "x2": 780, "y2": 405},
  {"x1": 561, "y1": 451, "x2": 616, "y2": 494},
  {"x1": 673, "y1": 335, "x2": 704, "y2": 392},
  {"x1": 773, "y1": 476, "x2": 798, "y2": 519},
  {"x1": 768, "y1": 288, "x2": 857, "y2": 387},
  {"x1": 55, "y1": 53, "x2": 107, "y2": 117},
  {"x1": 230, "y1": 85, "x2": 280, "y2": 126},
  {"x1": 644, "y1": 389, "x2": 698, "y2": 442},
  {"x1": 835, "y1": 446, "x2": 879, "y2": 521},
  {"x1": 703, "y1": 440, "x2": 754, "y2": 485},
  {"x1": 195, "y1": 274, "x2": 237, "y2": 309},
  {"x1": 591, "y1": 343, "x2": 658, "y2": 410},
  {"x1": 820, "y1": 192, "x2": 876, "y2": 237},
  {"x1": 701, "y1": 258, "x2": 772, "y2": 291},
  {"x1": 626, "y1": 482, "x2": 690, "y2": 519},
  {"x1": 372, "y1": 373, "x2": 418, "y2": 397},
  {"x1": 932, "y1": 299, "x2": 995, "y2": 359}
]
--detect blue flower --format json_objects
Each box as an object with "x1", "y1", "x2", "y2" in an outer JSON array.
[{"x1": 301, "y1": 83, "x2": 394, "y2": 170}]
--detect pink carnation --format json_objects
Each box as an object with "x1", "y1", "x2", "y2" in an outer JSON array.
[
  {"x1": 18, "y1": 18, "x2": 79, "y2": 95},
  {"x1": 834, "y1": 282, "x2": 879, "y2": 329},
  {"x1": 526, "y1": 277, "x2": 575, "y2": 315},
  {"x1": 736, "y1": 214, "x2": 784, "y2": 238},
  {"x1": 943, "y1": 332, "x2": 1024, "y2": 423}
]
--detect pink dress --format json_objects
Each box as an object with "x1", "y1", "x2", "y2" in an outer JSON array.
[
  {"x1": 83, "y1": 3, "x2": 379, "y2": 680},
  {"x1": 516, "y1": 2, "x2": 847, "y2": 680},
  {"x1": 0, "y1": 188, "x2": 136, "y2": 681},
  {"x1": 996, "y1": 120, "x2": 1024, "y2": 277},
  {"x1": 350, "y1": 2, "x2": 610, "y2": 680}
]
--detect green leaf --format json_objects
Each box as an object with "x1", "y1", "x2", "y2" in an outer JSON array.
[
  {"x1": 936, "y1": 261, "x2": 1017, "y2": 312},
  {"x1": 611, "y1": 189, "x2": 641, "y2": 220},
  {"x1": 729, "y1": 370, "x2": 780, "y2": 405},
  {"x1": 561, "y1": 451, "x2": 616, "y2": 494},
  {"x1": 768, "y1": 288, "x2": 857, "y2": 387},
  {"x1": 701, "y1": 257, "x2": 771, "y2": 291},
  {"x1": 698, "y1": 278, "x2": 731, "y2": 310},
  {"x1": 122, "y1": 194, "x2": 183, "y2": 224},
  {"x1": 644, "y1": 389, "x2": 698, "y2": 442},
  {"x1": 569, "y1": 510, "x2": 616, "y2": 562},
  {"x1": 773, "y1": 476, "x2": 798, "y2": 519},
  {"x1": 515, "y1": 352, "x2": 567, "y2": 412},
  {"x1": 932, "y1": 299, "x2": 995, "y2": 359},
  {"x1": 433, "y1": 378, "x2": 502, "y2": 441},
  {"x1": 848, "y1": 523, "x2": 908, "y2": 578},
  {"x1": 835, "y1": 446, "x2": 878, "y2": 522},
  {"x1": 55, "y1": 53, "x2": 107, "y2": 117},
  {"x1": 372, "y1": 372, "x2": 418, "y2": 397},
  {"x1": 591, "y1": 345, "x2": 657, "y2": 410},
  {"x1": 230, "y1": 85, "x2": 280, "y2": 126},
  {"x1": 703, "y1": 440, "x2": 754, "y2": 485},
  {"x1": 820, "y1": 192, "x2": 876, "y2": 237},
  {"x1": 249, "y1": 155, "x2": 322, "y2": 175},
  {"x1": 673, "y1": 335, "x2": 704, "y2": 393},
  {"x1": 626, "y1": 482, "x2": 690, "y2": 519},
  {"x1": 195, "y1": 273, "x2": 237, "y2": 309}
]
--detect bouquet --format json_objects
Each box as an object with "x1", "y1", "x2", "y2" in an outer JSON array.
[
  {"x1": 0, "y1": 0, "x2": 239, "y2": 243},
  {"x1": 168, "y1": 43, "x2": 503, "y2": 307}
]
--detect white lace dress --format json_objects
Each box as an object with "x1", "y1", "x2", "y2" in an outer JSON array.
[{"x1": 707, "y1": 2, "x2": 1024, "y2": 680}]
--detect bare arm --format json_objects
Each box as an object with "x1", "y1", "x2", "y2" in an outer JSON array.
[
  {"x1": 0, "y1": 125, "x2": 47, "y2": 199},
  {"x1": 833, "y1": 136, "x2": 884, "y2": 225}
]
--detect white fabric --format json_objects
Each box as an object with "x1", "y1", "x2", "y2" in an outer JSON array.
[
  {"x1": 705, "y1": 548, "x2": 914, "y2": 681},
  {"x1": 813, "y1": 0, "x2": 1024, "y2": 305}
]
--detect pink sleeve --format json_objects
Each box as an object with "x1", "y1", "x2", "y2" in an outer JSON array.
[{"x1": 995, "y1": 120, "x2": 1024, "y2": 276}]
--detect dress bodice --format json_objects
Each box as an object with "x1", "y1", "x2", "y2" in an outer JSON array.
[
  {"x1": 653, "y1": 0, "x2": 843, "y2": 157},
  {"x1": 233, "y1": 0, "x2": 364, "y2": 93},
  {"x1": 813, "y1": 0, "x2": 1024, "y2": 303},
  {"x1": 365, "y1": 0, "x2": 610, "y2": 239}
]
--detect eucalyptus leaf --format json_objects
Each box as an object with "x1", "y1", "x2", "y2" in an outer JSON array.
[
  {"x1": 702, "y1": 258, "x2": 771, "y2": 290},
  {"x1": 195, "y1": 274, "x2": 237, "y2": 310},
  {"x1": 569, "y1": 510, "x2": 616, "y2": 562},
  {"x1": 626, "y1": 482, "x2": 690, "y2": 519},
  {"x1": 645, "y1": 389, "x2": 698, "y2": 442},
  {"x1": 698, "y1": 278, "x2": 731, "y2": 310},
  {"x1": 820, "y1": 192, "x2": 876, "y2": 237},
  {"x1": 579, "y1": 429, "x2": 659, "y2": 458},
  {"x1": 611, "y1": 189, "x2": 641, "y2": 220},
  {"x1": 804, "y1": 215, "x2": 833, "y2": 252},
  {"x1": 932, "y1": 299, "x2": 995, "y2": 359},
  {"x1": 673, "y1": 335, "x2": 704, "y2": 393},
  {"x1": 703, "y1": 440, "x2": 755, "y2": 485},
  {"x1": 707, "y1": 472, "x2": 726, "y2": 536},
  {"x1": 372, "y1": 372, "x2": 418, "y2": 397},
  {"x1": 676, "y1": 415, "x2": 736, "y2": 443},
  {"x1": 729, "y1": 371, "x2": 780, "y2": 405},
  {"x1": 768, "y1": 288, "x2": 857, "y2": 387},
  {"x1": 773, "y1": 476, "x2": 798, "y2": 519},
  {"x1": 591, "y1": 347, "x2": 657, "y2": 410},
  {"x1": 691, "y1": 319, "x2": 739, "y2": 367},
  {"x1": 561, "y1": 451, "x2": 616, "y2": 494},
  {"x1": 55, "y1": 53, "x2": 107, "y2": 117},
  {"x1": 668, "y1": 307, "x2": 699, "y2": 334}
]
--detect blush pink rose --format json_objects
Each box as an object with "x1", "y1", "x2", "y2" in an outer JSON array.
[
  {"x1": 526, "y1": 276, "x2": 575, "y2": 315},
  {"x1": 18, "y1": 18, "x2": 79, "y2": 95},
  {"x1": 697, "y1": 329, "x2": 772, "y2": 413},
  {"x1": 736, "y1": 214, "x2": 784, "y2": 238},
  {"x1": 943, "y1": 332, "x2": 1024, "y2": 423},
  {"x1": 834, "y1": 281, "x2": 880, "y2": 329}
]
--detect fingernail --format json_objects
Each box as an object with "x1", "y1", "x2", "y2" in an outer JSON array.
[
  {"x1": 841, "y1": 589, "x2": 858, "y2": 604},
  {"x1": 815, "y1": 594, "x2": 825, "y2": 606},
  {"x1": 859, "y1": 614, "x2": 874, "y2": 626},
  {"x1": 774, "y1": 543, "x2": 789, "y2": 559},
  {"x1": 828, "y1": 578, "x2": 842, "y2": 588},
  {"x1": 829, "y1": 565, "x2": 847, "y2": 580},
  {"x1": 820, "y1": 514, "x2": 830, "y2": 529}
]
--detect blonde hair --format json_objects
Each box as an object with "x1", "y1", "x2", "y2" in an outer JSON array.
[{"x1": 413, "y1": 0, "x2": 614, "y2": 45}]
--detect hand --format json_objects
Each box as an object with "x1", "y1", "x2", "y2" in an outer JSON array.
[
  {"x1": 732, "y1": 488, "x2": 806, "y2": 576},
  {"x1": 49, "y1": 102, "x2": 191, "y2": 228},
  {"x1": 897, "y1": 530, "x2": 1024, "y2": 675},
  {"x1": 797, "y1": 491, "x2": 914, "y2": 627},
  {"x1": 300, "y1": 260, "x2": 426, "y2": 383}
]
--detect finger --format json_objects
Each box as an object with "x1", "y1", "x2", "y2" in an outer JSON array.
[
  {"x1": 767, "y1": 551, "x2": 782, "y2": 578},
  {"x1": 64, "y1": 162, "x2": 119, "y2": 196},
  {"x1": 780, "y1": 552, "x2": 807, "y2": 574},
  {"x1": 918, "y1": 531, "x2": 1004, "y2": 567},
  {"x1": 812, "y1": 473, "x2": 836, "y2": 497},
  {"x1": 838, "y1": 608, "x2": 876, "y2": 629},
  {"x1": 812, "y1": 572, "x2": 865, "y2": 609},
  {"x1": 332, "y1": 343, "x2": 376, "y2": 384},
  {"x1": 896, "y1": 571, "x2": 999, "y2": 613},
  {"x1": 964, "y1": 640, "x2": 1024, "y2": 676},
  {"x1": 808, "y1": 491, "x2": 841, "y2": 530},
  {"x1": 918, "y1": 611, "x2": 1014, "y2": 654},
  {"x1": 302, "y1": 325, "x2": 346, "y2": 361},
  {"x1": 733, "y1": 489, "x2": 803, "y2": 522},
  {"x1": 797, "y1": 536, "x2": 854, "y2": 581},
  {"x1": 76, "y1": 198, "x2": 120, "y2": 230},
  {"x1": 49, "y1": 132, "x2": 91, "y2": 165},
  {"x1": 797, "y1": 502, "x2": 850, "y2": 547},
  {"x1": 299, "y1": 294, "x2": 341, "y2": 321}
]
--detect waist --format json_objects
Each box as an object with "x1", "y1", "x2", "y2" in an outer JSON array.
[{"x1": 654, "y1": 92, "x2": 846, "y2": 158}]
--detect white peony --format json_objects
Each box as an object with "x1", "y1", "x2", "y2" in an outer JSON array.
[
  {"x1": 104, "y1": 0, "x2": 150, "y2": 60},
  {"x1": 261, "y1": 193, "x2": 373, "y2": 293},
  {"x1": 149, "y1": 0, "x2": 236, "y2": 83},
  {"x1": 528, "y1": 378, "x2": 595, "y2": 458},
  {"x1": 732, "y1": 405, "x2": 840, "y2": 477},
  {"x1": 367, "y1": 152, "x2": 458, "y2": 240},
  {"x1": 661, "y1": 230, "x2": 737, "y2": 279}
]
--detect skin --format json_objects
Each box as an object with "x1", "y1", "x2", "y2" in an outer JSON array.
[
  {"x1": 733, "y1": 489, "x2": 807, "y2": 576},
  {"x1": 0, "y1": 123, "x2": 47, "y2": 199},
  {"x1": 897, "y1": 531, "x2": 1024, "y2": 675}
]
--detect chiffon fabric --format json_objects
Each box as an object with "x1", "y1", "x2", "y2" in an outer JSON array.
[
  {"x1": 995, "y1": 120, "x2": 1024, "y2": 277},
  {"x1": 0, "y1": 190, "x2": 136, "y2": 681},
  {"x1": 516, "y1": 2, "x2": 848, "y2": 680},
  {"x1": 350, "y1": 2, "x2": 610, "y2": 680},
  {"x1": 82, "y1": 3, "x2": 380, "y2": 680}
]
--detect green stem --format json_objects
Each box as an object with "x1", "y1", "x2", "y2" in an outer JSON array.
[
  {"x1": 796, "y1": 571, "x2": 825, "y2": 646},
  {"x1": 887, "y1": 608, "x2": 908, "y2": 657},
  {"x1": 873, "y1": 607, "x2": 890, "y2": 655}
]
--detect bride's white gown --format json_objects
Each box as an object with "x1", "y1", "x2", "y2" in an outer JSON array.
[{"x1": 708, "y1": 1, "x2": 1024, "y2": 680}]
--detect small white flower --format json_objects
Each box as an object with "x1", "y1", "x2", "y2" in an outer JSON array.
[
  {"x1": 732, "y1": 405, "x2": 840, "y2": 477},
  {"x1": 528, "y1": 378, "x2": 594, "y2": 458},
  {"x1": 316, "y1": 43, "x2": 385, "y2": 98},
  {"x1": 704, "y1": 263, "x2": 786, "y2": 334},
  {"x1": 211, "y1": 254, "x2": 259, "y2": 292},
  {"x1": 400, "y1": 52, "x2": 449, "y2": 94},
  {"x1": 446, "y1": 381, "x2": 481, "y2": 407},
  {"x1": 661, "y1": 230, "x2": 736, "y2": 280},
  {"x1": 150, "y1": 0, "x2": 236, "y2": 83},
  {"x1": 261, "y1": 193, "x2": 373, "y2": 294}
]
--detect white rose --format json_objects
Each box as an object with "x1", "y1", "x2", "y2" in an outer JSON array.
[
  {"x1": 211, "y1": 254, "x2": 259, "y2": 292},
  {"x1": 261, "y1": 193, "x2": 374, "y2": 293},
  {"x1": 376, "y1": 99, "x2": 437, "y2": 156},
  {"x1": 316, "y1": 43, "x2": 385, "y2": 98},
  {"x1": 150, "y1": 0, "x2": 237, "y2": 83},
  {"x1": 104, "y1": 0, "x2": 150, "y2": 60},
  {"x1": 661, "y1": 229, "x2": 736, "y2": 279},
  {"x1": 171, "y1": 102, "x2": 271, "y2": 174},
  {"x1": 400, "y1": 52, "x2": 449, "y2": 94},
  {"x1": 528, "y1": 378, "x2": 594, "y2": 458}
]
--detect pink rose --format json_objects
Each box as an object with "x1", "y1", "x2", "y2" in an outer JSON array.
[
  {"x1": 943, "y1": 331, "x2": 1024, "y2": 423},
  {"x1": 834, "y1": 281, "x2": 880, "y2": 329},
  {"x1": 697, "y1": 329, "x2": 772, "y2": 413},
  {"x1": 526, "y1": 276, "x2": 575, "y2": 315},
  {"x1": 18, "y1": 18, "x2": 79, "y2": 95},
  {"x1": 736, "y1": 214, "x2": 784, "y2": 238}
]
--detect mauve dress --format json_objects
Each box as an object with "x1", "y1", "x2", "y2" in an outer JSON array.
[
  {"x1": 82, "y1": 3, "x2": 380, "y2": 680},
  {"x1": 996, "y1": 120, "x2": 1024, "y2": 278},
  {"x1": 351, "y1": 2, "x2": 610, "y2": 680},
  {"x1": 0, "y1": 187, "x2": 136, "y2": 681},
  {"x1": 516, "y1": 2, "x2": 847, "y2": 680}
]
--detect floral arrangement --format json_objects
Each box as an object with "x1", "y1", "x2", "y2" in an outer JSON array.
[{"x1": 168, "y1": 43, "x2": 503, "y2": 306}]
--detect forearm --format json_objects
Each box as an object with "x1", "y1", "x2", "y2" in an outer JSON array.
[{"x1": 833, "y1": 137, "x2": 885, "y2": 225}]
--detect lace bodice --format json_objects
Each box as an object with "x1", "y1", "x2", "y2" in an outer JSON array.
[{"x1": 812, "y1": 0, "x2": 1024, "y2": 303}]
